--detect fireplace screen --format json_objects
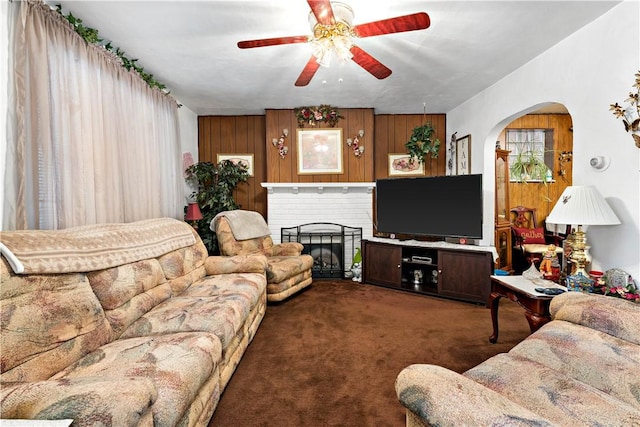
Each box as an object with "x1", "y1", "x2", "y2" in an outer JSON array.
[{"x1": 281, "y1": 223, "x2": 362, "y2": 279}]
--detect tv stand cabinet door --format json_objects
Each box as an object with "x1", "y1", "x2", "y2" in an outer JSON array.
[
  {"x1": 363, "y1": 241, "x2": 402, "y2": 287},
  {"x1": 438, "y1": 250, "x2": 492, "y2": 304}
]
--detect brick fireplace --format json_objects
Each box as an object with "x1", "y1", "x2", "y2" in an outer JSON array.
[{"x1": 261, "y1": 182, "x2": 375, "y2": 264}]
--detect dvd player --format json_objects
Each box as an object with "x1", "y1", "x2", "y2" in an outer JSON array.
[{"x1": 411, "y1": 255, "x2": 433, "y2": 264}]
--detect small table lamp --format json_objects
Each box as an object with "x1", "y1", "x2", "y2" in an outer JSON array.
[
  {"x1": 546, "y1": 186, "x2": 620, "y2": 280},
  {"x1": 185, "y1": 202, "x2": 203, "y2": 228}
]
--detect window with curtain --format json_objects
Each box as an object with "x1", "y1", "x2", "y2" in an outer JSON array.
[{"x1": 4, "y1": 0, "x2": 183, "y2": 230}]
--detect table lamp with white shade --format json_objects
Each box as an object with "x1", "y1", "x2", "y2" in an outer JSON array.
[{"x1": 546, "y1": 186, "x2": 620, "y2": 280}]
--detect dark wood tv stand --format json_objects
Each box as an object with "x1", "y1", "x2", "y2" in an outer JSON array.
[{"x1": 362, "y1": 238, "x2": 496, "y2": 305}]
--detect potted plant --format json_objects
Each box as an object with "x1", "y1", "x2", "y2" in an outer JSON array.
[
  {"x1": 405, "y1": 123, "x2": 441, "y2": 164},
  {"x1": 185, "y1": 159, "x2": 250, "y2": 254},
  {"x1": 509, "y1": 141, "x2": 551, "y2": 182},
  {"x1": 510, "y1": 151, "x2": 550, "y2": 182}
]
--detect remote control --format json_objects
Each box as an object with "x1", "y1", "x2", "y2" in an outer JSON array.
[{"x1": 534, "y1": 287, "x2": 565, "y2": 295}]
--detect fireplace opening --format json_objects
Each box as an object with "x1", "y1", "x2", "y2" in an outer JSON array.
[{"x1": 281, "y1": 223, "x2": 362, "y2": 279}]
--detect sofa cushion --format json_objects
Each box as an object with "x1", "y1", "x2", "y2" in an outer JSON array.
[
  {"x1": 550, "y1": 291, "x2": 640, "y2": 345},
  {"x1": 509, "y1": 320, "x2": 640, "y2": 410},
  {"x1": 1, "y1": 259, "x2": 113, "y2": 382},
  {"x1": 52, "y1": 332, "x2": 221, "y2": 427},
  {"x1": 87, "y1": 259, "x2": 174, "y2": 337},
  {"x1": 0, "y1": 377, "x2": 156, "y2": 426},
  {"x1": 157, "y1": 235, "x2": 208, "y2": 282},
  {"x1": 267, "y1": 255, "x2": 314, "y2": 283},
  {"x1": 204, "y1": 254, "x2": 268, "y2": 276},
  {"x1": 88, "y1": 259, "x2": 167, "y2": 311},
  {"x1": 267, "y1": 270, "x2": 312, "y2": 296},
  {"x1": 464, "y1": 353, "x2": 640, "y2": 425},
  {"x1": 119, "y1": 273, "x2": 266, "y2": 350}
]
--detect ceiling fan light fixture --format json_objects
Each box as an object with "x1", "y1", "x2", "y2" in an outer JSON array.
[
  {"x1": 238, "y1": 1, "x2": 431, "y2": 86},
  {"x1": 308, "y1": 2, "x2": 356, "y2": 68},
  {"x1": 308, "y1": 2, "x2": 354, "y2": 28}
]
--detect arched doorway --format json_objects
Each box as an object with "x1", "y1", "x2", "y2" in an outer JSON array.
[{"x1": 493, "y1": 102, "x2": 573, "y2": 273}]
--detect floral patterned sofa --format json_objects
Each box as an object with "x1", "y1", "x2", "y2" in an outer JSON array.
[
  {"x1": 0, "y1": 218, "x2": 268, "y2": 426},
  {"x1": 395, "y1": 291, "x2": 640, "y2": 426}
]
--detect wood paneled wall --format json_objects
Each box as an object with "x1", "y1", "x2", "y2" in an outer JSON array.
[
  {"x1": 198, "y1": 111, "x2": 447, "y2": 218},
  {"x1": 265, "y1": 108, "x2": 376, "y2": 183},
  {"x1": 497, "y1": 114, "x2": 574, "y2": 226},
  {"x1": 198, "y1": 116, "x2": 267, "y2": 215},
  {"x1": 374, "y1": 114, "x2": 447, "y2": 178}
]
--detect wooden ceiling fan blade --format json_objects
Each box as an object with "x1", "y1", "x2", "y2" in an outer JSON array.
[
  {"x1": 295, "y1": 57, "x2": 321, "y2": 86},
  {"x1": 350, "y1": 46, "x2": 392, "y2": 80},
  {"x1": 307, "y1": 0, "x2": 335, "y2": 25},
  {"x1": 353, "y1": 12, "x2": 430, "y2": 38},
  {"x1": 237, "y1": 35, "x2": 309, "y2": 49}
]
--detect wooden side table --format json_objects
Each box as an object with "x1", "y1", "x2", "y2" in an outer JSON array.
[{"x1": 489, "y1": 275, "x2": 566, "y2": 343}]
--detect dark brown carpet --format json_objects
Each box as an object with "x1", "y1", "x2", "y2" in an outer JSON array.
[{"x1": 209, "y1": 280, "x2": 530, "y2": 427}]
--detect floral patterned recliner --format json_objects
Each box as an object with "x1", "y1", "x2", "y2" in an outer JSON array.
[{"x1": 213, "y1": 210, "x2": 314, "y2": 302}]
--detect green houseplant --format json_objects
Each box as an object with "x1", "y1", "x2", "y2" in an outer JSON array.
[
  {"x1": 510, "y1": 151, "x2": 550, "y2": 182},
  {"x1": 185, "y1": 160, "x2": 250, "y2": 254},
  {"x1": 508, "y1": 140, "x2": 551, "y2": 182},
  {"x1": 405, "y1": 123, "x2": 441, "y2": 164}
]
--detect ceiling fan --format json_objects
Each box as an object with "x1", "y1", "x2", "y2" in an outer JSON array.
[{"x1": 237, "y1": 0, "x2": 431, "y2": 86}]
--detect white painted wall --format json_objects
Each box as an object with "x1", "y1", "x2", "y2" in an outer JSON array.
[{"x1": 446, "y1": 2, "x2": 640, "y2": 281}]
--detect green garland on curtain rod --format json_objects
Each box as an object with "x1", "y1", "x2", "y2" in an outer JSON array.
[{"x1": 55, "y1": 4, "x2": 168, "y2": 93}]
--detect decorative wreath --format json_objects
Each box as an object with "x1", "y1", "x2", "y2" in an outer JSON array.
[{"x1": 294, "y1": 105, "x2": 343, "y2": 128}]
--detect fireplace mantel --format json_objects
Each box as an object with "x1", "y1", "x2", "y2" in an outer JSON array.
[{"x1": 261, "y1": 182, "x2": 375, "y2": 194}]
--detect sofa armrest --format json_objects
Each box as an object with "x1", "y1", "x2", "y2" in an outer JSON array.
[
  {"x1": 1, "y1": 377, "x2": 156, "y2": 424},
  {"x1": 550, "y1": 291, "x2": 640, "y2": 345},
  {"x1": 204, "y1": 254, "x2": 268, "y2": 276},
  {"x1": 272, "y1": 242, "x2": 303, "y2": 256},
  {"x1": 395, "y1": 364, "x2": 553, "y2": 426}
]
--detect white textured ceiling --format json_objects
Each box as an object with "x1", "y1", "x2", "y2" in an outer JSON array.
[{"x1": 54, "y1": 1, "x2": 619, "y2": 115}]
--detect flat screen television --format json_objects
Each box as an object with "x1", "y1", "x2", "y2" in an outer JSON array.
[{"x1": 375, "y1": 174, "x2": 483, "y2": 239}]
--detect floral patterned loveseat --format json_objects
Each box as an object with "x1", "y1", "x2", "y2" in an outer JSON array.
[
  {"x1": 395, "y1": 291, "x2": 640, "y2": 426},
  {"x1": 0, "y1": 218, "x2": 268, "y2": 426}
]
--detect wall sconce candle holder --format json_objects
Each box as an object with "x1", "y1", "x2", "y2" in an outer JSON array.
[
  {"x1": 272, "y1": 129, "x2": 289, "y2": 158},
  {"x1": 346, "y1": 129, "x2": 365, "y2": 158}
]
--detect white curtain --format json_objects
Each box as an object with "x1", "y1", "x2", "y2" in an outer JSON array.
[{"x1": 4, "y1": 0, "x2": 182, "y2": 230}]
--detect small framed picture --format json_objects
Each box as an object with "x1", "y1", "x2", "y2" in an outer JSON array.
[
  {"x1": 217, "y1": 153, "x2": 254, "y2": 176},
  {"x1": 388, "y1": 154, "x2": 424, "y2": 176},
  {"x1": 456, "y1": 134, "x2": 471, "y2": 175},
  {"x1": 297, "y1": 128, "x2": 344, "y2": 174}
]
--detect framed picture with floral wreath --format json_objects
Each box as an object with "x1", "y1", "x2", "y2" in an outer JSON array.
[
  {"x1": 217, "y1": 154, "x2": 254, "y2": 176},
  {"x1": 388, "y1": 154, "x2": 424, "y2": 176},
  {"x1": 297, "y1": 128, "x2": 343, "y2": 174}
]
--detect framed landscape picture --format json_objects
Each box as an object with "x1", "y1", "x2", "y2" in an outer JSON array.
[
  {"x1": 297, "y1": 128, "x2": 343, "y2": 174},
  {"x1": 217, "y1": 153, "x2": 254, "y2": 176},
  {"x1": 456, "y1": 134, "x2": 471, "y2": 175},
  {"x1": 388, "y1": 154, "x2": 424, "y2": 176}
]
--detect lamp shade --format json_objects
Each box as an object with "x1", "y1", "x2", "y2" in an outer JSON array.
[
  {"x1": 546, "y1": 185, "x2": 620, "y2": 226},
  {"x1": 185, "y1": 202, "x2": 203, "y2": 222}
]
